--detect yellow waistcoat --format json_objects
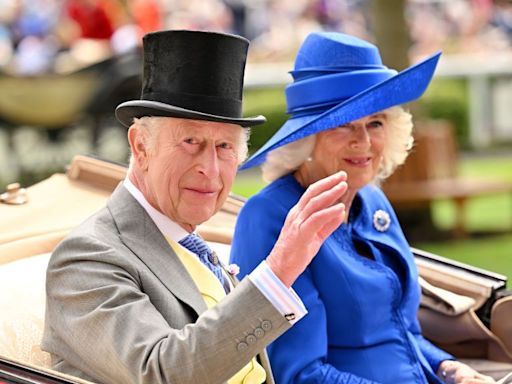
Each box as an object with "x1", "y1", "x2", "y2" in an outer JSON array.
[{"x1": 167, "y1": 238, "x2": 266, "y2": 384}]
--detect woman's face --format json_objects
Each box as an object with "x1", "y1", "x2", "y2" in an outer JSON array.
[{"x1": 310, "y1": 113, "x2": 387, "y2": 191}]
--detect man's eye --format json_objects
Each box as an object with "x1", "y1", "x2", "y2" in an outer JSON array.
[
  {"x1": 184, "y1": 138, "x2": 197, "y2": 145},
  {"x1": 218, "y1": 142, "x2": 232, "y2": 150}
]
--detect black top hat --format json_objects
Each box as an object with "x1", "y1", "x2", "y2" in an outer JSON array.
[{"x1": 115, "y1": 30, "x2": 266, "y2": 127}]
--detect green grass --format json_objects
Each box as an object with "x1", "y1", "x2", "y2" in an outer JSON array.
[
  {"x1": 232, "y1": 169, "x2": 266, "y2": 198},
  {"x1": 232, "y1": 154, "x2": 512, "y2": 284},
  {"x1": 415, "y1": 234, "x2": 512, "y2": 283},
  {"x1": 430, "y1": 156, "x2": 512, "y2": 232}
]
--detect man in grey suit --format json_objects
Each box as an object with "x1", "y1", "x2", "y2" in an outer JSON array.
[{"x1": 42, "y1": 30, "x2": 348, "y2": 384}]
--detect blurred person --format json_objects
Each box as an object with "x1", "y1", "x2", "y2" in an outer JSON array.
[
  {"x1": 231, "y1": 31, "x2": 497, "y2": 384},
  {"x1": 13, "y1": 34, "x2": 59, "y2": 74},
  {"x1": 126, "y1": 0, "x2": 162, "y2": 36},
  {"x1": 408, "y1": 1, "x2": 451, "y2": 59},
  {"x1": 110, "y1": 23, "x2": 141, "y2": 55},
  {"x1": 109, "y1": 0, "x2": 162, "y2": 55},
  {"x1": 223, "y1": 0, "x2": 248, "y2": 37},
  {"x1": 248, "y1": 0, "x2": 319, "y2": 61},
  {"x1": 165, "y1": 0, "x2": 234, "y2": 33},
  {"x1": 5, "y1": 0, "x2": 62, "y2": 74},
  {"x1": 63, "y1": 0, "x2": 117, "y2": 40},
  {"x1": 52, "y1": 0, "x2": 127, "y2": 71},
  {"x1": 0, "y1": 25, "x2": 13, "y2": 67},
  {"x1": 11, "y1": 0, "x2": 60, "y2": 41},
  {"x1": 492, "y1": 0, "x2": 512, "y2": 40},
  {"x1": 42, "y1": 29, "x2": 348, "y2": 384}
]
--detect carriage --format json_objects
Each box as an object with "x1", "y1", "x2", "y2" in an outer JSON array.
[
  {"x1": 0, "y1": 155, "x2": 511, "y2": 383},
  {"x1": 0, "y1": 51, "x2": 141, "y2": 149}
]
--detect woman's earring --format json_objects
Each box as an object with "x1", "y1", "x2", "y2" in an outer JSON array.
[{"x1": 306, "y1": 156, "x2": 313, "y2": 162}]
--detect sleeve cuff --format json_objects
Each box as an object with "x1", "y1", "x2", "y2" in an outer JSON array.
[{"x1": 248, "y1": 261, "x2": 307, "y2": 325}]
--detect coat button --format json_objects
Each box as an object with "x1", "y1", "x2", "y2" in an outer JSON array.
[
  {"x1": 254, "y1": 327, "x2": 264, "y2": 338},
  {"x1": 261, "y1": 320, "x2": 272, "y2": 331},
  {"x1": 237, "y1": 342, "x2": 248, "y2": 352},
  {"x1": 246, "y1": 334, "x2": 257, "y2": 345}
]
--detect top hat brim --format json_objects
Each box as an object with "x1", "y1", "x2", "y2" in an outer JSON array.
[
  {"x1": 239, "y1": 51, "x2": 441, "y2": 170},
  {"x1": 116, "y1": 100, "x2": 266, "y2": 128}
]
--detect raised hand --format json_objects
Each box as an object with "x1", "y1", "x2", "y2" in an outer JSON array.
[{"x1": 266, "y1": 171, "x2": 348, "y2": 287}]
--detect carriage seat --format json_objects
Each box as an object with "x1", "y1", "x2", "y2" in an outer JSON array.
[
  {"x1": 0, "y1": 252, "x2": 51, "y2": 368},
  {"x1": 1, "y1": 246, "x2": 511, "y2": 381},
  {"x1": 0, "y1": 241, "x2": 231, "y2": 371}
]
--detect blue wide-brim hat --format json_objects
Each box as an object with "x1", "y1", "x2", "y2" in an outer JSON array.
[{"x1": 240, "y1": 32, "x2": 441, "y2": 170}]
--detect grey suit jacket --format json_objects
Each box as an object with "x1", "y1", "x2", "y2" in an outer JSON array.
[{"x1": 42, "y1": 185, "x2": 290, "y2": 384}]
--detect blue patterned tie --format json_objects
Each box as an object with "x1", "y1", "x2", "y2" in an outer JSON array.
[{"x1": 178, "y1": 233, "x2": 227, "y2": 290}]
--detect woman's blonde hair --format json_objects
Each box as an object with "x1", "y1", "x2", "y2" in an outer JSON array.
[{"x1": 261, "y1": 106, "x2": 413, "y2": 184}]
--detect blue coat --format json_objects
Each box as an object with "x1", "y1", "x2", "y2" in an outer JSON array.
[{"x1": 230, "y1": 174, "x2": 453, "y2": 384}]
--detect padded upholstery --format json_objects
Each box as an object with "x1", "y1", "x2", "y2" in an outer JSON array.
[
  {"x1": 0, "y1": 238, "x2": 230, "y2": 371},
  {"x1": 492, "y1": 296, "x2": 512, "y2": 359},
  {"x1": 0, "y1": 253, "x2": 51, "y2": 367}
]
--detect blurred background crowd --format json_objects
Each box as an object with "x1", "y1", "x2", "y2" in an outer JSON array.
[
  {"x1": 0, "y1": 0, "x2": 512, "y2": 262},
  {"x1": 1, "y1": 0, "x2": 512, "y2": 75},
  {"x1": 0, "y1": 0, "x2": 511, "y2": 283}
]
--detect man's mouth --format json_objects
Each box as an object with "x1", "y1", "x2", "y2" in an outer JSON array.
[{"x1": 184, "y1": 187, "x2": 218, "y2": 196}]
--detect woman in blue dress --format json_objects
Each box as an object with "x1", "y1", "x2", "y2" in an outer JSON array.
[{"x1": 231, "y1": 32, "x2": 496, "y2": 384}]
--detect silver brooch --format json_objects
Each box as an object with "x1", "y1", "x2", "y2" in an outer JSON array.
[{"x1": 373, "y1": 210, "x2": 391, "y2": 232}]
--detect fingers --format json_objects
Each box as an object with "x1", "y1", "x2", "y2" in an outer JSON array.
[
  {"x1": 295, "y1": 171, "x2": 347, "y2": 211},
  {"x1": 474, "y1": 373, "x2": 496, "y2": 382},
  {"x1": 447, "y1": 364, "x2": 497, "y2": 384},
  {"x1": 267, "y1": 172, "x2": 348, "y2": 288},
  {"x1": 300, "y1": 202, "x2": 345, "y2": 240},
  {"x1": 295, "y1": 172, "x2": 348, "y2": 222},
  {"x1": 299, "y1": 182, "x2": 347, "y2": 223}
]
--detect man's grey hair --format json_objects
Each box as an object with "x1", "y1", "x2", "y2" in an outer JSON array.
[
  {"x1": 128, "y1": 116, "x2": 250, "y2": 170},
  {"x1": 261, "y1": 106, "x2": 413, "y2": 184}
]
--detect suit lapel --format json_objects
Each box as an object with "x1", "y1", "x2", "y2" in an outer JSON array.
[
  {"x1": 107, "y1": 185, "x2": 275, "y2": 384},
  {"x1": 107, "y1": 184, "x2": 207, "y2": 317},
  {"x1": 221, "y1": 263, "x2": 238, "y2": 291}
]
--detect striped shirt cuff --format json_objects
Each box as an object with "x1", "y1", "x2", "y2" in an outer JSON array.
[{"x1": 248, "y1": 261, "x2": 307, "y2": 325}]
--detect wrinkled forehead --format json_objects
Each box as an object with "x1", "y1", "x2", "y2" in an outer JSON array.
[{"x1": 151, "y1": 117, "x2": 243, "y2": 139}]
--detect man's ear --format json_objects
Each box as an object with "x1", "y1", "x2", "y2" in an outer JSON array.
[{"x1": 128, "y1": 126, "x2": 149, "y2": 171}]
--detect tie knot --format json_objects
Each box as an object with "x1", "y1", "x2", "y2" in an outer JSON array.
[
  {"x1": 178, "y1": 233, "x2": 226, "y2": 291},
  {"x1": 179, "y1": 233, "x2": 218, "y2": 265}
]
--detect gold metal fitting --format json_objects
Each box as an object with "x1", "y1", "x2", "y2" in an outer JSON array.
[{"x1": 0, "y1": 182, "x2": 28, "y2": 205}]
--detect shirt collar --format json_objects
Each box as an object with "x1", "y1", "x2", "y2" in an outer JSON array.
[{"x1": 123, "y1": 177, "x2": 190, "y2": 242}]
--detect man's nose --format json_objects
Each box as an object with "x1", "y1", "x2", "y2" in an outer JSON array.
[{"x1": 196, "y1": 143, "x2": 220, "y2": 178}]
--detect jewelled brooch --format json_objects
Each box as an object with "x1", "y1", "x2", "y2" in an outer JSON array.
[{"x1": 373, "y1": 209, "x2": 391, "y2": 232}]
